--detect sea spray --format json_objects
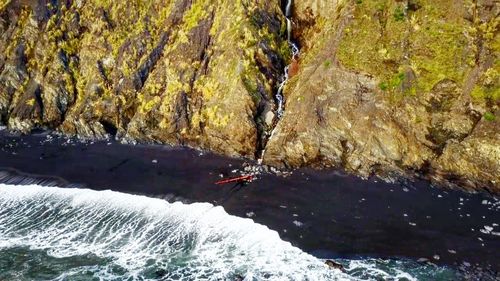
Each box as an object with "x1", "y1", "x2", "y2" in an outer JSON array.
[
  {"x1": 0, "y1": 184, "x2": 349, "y2": 280},
  {"x1": 0, "y1": 184, "x2": 462, "y2": 280}
]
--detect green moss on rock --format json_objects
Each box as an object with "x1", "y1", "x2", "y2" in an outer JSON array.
[{"x1": 337, "y1": 0, "x2": 476, "y2": 97}]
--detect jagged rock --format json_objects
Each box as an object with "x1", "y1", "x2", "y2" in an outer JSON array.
[
  {"x1": 433, "y1": 115, "x2": 500, "y2": 192},
  {"x1": 0, "y1": 0, "x2": 287, "y2": 158},
  {"x1": 263, "y1": 0, "x2": 499, "y2": 191},
  {"x1": 264, "y1": 110, "x2": 274, "y2": 126}
]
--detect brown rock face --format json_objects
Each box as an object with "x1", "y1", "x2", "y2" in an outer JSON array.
[
  {"x1": 0, "y1": 0, "x2": 498, "y2": 192},
  {"x1": 263, "y1": 0, "x2": 499, "y2": 192},
  {"x1": 0, "y1": 0, "x2": 287, "y2": 159}
]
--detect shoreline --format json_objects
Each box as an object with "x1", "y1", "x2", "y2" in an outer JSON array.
[
  {"x1": 0, "y1": 131, "x2": 499, "y2": 274},
  {"x1": 2, "y1": 127, "x2": 497, "y2": 195}
]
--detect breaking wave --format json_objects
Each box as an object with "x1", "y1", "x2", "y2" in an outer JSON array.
[{"x1": 0, "y1": 184, "x2": 460, "y2": 280}]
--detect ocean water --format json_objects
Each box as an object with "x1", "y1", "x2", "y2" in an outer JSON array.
[{"x1": 0, "y1": 184, "x2": 465, "y2": 280}]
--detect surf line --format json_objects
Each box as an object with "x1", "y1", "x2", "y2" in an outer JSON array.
[{"x1": 257, "y1": 0, "x2": 299, "y2": 164}]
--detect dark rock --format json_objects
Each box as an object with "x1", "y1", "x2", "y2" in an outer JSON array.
[{"x1": 325, "y1": 260, "x2": 345, "y2": 271}]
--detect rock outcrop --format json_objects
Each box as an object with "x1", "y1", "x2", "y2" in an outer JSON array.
[
  {"x1": 263, "y1": 0, "x2": 499, "y2": 192},
  {"x1": 0, "y1": 0, "x2": 498, "y2": 192},
  {"x1": 0, "y1": 0, "x2": 288, "y2": 159}
]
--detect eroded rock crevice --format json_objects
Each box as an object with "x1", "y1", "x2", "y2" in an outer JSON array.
[{"x1": 256, "y1": 0, "x2": 300, "y2": 163}]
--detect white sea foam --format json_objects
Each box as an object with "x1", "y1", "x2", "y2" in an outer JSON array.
[
  {"x1": 0, "y1": 184, "x2": 351, "y2": 280},
  {"x1": 0, "y1": 184, "x2": 462, "y2": 280},
  {"x1": 342, "y1": 259, "x2": 459, "y2": 281}
]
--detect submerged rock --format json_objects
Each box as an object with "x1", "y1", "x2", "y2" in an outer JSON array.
[
  {"x1": 0, "y1": 0, "x2": 498, "y2": 192},
  {"x1": 325, "y1": 260, "x2": 345, "y2": 271}
]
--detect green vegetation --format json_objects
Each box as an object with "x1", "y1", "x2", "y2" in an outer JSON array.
[
  {"x1": 378, "y1": 71, "x2": 417, "y2": 98},
  {"x1": 409, "y1": 2, "x2": 472, "y2": 93},
  {"x1": 393, "y1": 6, "x2": 405, "y2": 22},
  {"x1": 25, "y1": 98, "x2": 35, "y2": 106},
  {"x1": 337, "y1": 0, "x2": 406, "y2": 92},
  {"x1": 484, "y1": 112, "x2": 496, "y2": 122},
  {"x1": 337, "y1": 0, "x2": 479, "y2": 99},
  {"x1": 0, "y1": 0, "x2": 11, "y2": 12},
  {"x1": 470, "y1": 64, "x2": 500, "y2": 103},
  {"x1": 379, "y1": 72, "x2": 404, "y2": 91},
  {"x1": 182, "y1": 0, "x2": 209, "y2": 31}
]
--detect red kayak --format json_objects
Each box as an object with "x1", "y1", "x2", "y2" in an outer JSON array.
[{"x1": 215, "y1": 175, "x2": 253, "y2": 185}]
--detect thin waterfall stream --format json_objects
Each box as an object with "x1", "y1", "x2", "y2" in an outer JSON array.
[
  {"x1": 258, "y1": 0, "x2": 299, "y2": 164},
  {"x1": 276, "y1": 0, "x2": 299, "y2": 119}
]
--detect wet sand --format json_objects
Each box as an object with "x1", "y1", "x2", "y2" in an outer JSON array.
[{"x1": 0, "y1": 131, "x2": 498, "y2": 273}]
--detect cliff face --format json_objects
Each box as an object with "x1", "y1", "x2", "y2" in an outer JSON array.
[
  {"x1": 0, "y1": 0, "x2": 498, "y2": 192},
  {"x1": 264, "y1": 0, "x2": 499, "y2": 191},
  {"x1": 0, "y1": 0, "x2": 288, "y2": 158}
]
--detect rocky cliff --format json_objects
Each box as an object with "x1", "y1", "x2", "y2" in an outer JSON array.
[
  {"x1": 1, "y1": 0, "x2": 499, "y2": 192},
  {"x1": 1, "y1": 0, "x2": 289, "y2": 159}
]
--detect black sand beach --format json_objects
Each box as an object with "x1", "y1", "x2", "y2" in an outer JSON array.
[{"x1": 0, "y1": 131, "x2": 498, "y2": 274}]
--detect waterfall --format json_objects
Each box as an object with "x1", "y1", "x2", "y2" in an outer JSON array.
[
  {"x1": 275, "y1": 0, "x2": 299, "y2": 120},
  {"x1": 285, "y1": 0, "x2": 293, "y2": 17},
  {"x1": 257, "y1": 0, "x2": 299, "y2": 164}
]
